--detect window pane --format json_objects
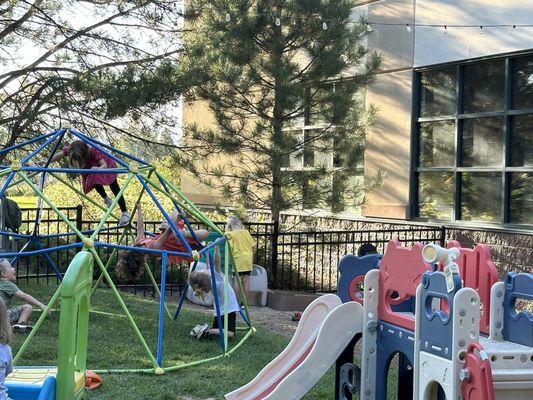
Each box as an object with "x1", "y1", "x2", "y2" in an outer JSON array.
[
  {"x1": 461, "y1": 172, "x2": 501, "y2": 222},
  {"x1": 420, "y1": 68, "x2": 457, "y2": 117},
  {"x1": 463, "y1": 61, "x2": 505, "y2": 113},
  {"x1": 512, "y1": 55, "x2": 533, "y2": 109},
  {"x1": 419, "y1": 121, "x2": 455, "y2": 167},
  {"x1": 419, "y1": 172, "x2": 454, "y2": 220},
  {"x1": 462, "y1": 117, "x2": 503, "y2": 167},
  {"x1": 511, "y1": 115, "x2": 533, "y2": 167},
  {"x1": 510, "y1": 173, "x2": 533, "y2": 225}
]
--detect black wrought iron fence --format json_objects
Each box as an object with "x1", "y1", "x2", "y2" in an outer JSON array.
[{"x1": 6, "y1": 206, "x2": 448, "y2": 295}]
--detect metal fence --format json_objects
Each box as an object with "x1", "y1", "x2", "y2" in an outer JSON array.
[{"x1": 6, "y1": 206, "x2": 446, "y2": 295}]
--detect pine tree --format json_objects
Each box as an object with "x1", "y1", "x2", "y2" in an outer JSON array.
[{"x1": 182, "y1": 0, "x2": 380, "y2": 222}]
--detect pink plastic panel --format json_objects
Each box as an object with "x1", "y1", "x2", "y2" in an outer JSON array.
[
  {"x1": 378, "y1": 239, "x2": 432, "y2": 331},
  {"x1": 443, "y1": 240, "x2": 499, "y2": 335}
]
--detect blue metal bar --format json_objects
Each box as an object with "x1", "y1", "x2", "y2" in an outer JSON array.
[
  {"x1": 156, "y1": 252, "x2": 168, "y2": 366},
  {"x1": 69, "y1": 129, "x2": 128, "y2": 168},
  {"x1": 0, "y1": 242, "x2": 84, "y2": 258},
  {"x1": 198, "y1": 237, "x2": 226, "y2": 256},
  {"x1": 208, "y1": 251, "x2": 225, "y2": 351},
  {"x1": 153, "y1": 174, "x2": 202, "y2": 245},
  {"x1": 0, "y1": 171, "x2": 15, "y2": 198},
  {"x1": 93, "y1": 241, "x2": 191, "y2": 258},
  {"x1": 0, "y1": 225, "x2": 124, "y2": 240},
  {"x1": 21, "y1": 129, "x2": 64, "y2": 164},
  {"x1": 173, "y1": 260, "x2": 199, "y2": 321},
  {"x1": 0, "y1": 131, "x2": 57, "y2": 156},
  {"x1": 22, "y1": 166, "x2": 129, "y2": 174},
  {"x1": 32, "y1": 239, "x2": 63, "y2": 280},
  {"x1": 135, "y1": 174, "x2": 193, "y2": 254},
  {"x1": 70, "y1": 128, "x2": 150, "y2": 166}
]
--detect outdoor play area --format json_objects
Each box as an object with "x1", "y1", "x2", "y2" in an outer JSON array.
[{"x1": 0, "y1": 129, "x2": 531, "y2": 400}]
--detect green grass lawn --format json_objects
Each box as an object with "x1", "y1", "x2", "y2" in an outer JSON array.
[{"x1": 11, "y1": 281, "x2": 335, "y2": 400}]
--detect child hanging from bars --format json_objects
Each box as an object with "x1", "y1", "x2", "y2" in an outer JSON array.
[{"x1": 49, "y1": 140, "x2": 130, "y2": 225}]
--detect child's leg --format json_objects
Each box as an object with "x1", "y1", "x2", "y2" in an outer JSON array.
[
  {"x1": 93, "y1": 184, "x2": 108, "y2": 200},
  {"x1": 8, "y1": 304, "x2": 33, "y2": 324},
  {"x1": 207, "y1": 312, "x2": 236, "y2": 339},
  {"x1": 109, "y1": 180, "x2": 128, "y2": 213}
]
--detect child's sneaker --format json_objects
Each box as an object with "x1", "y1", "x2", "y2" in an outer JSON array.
[
  {"x1": 103, "y1": 197, "x2": 113, "y2": 208},
  {"x1": 190, "y1": 324, "x2": 202, "y2": 337},
  {"x1": 13, "y1": 321, "x2": 33, "y2": 332},
  {"x1": 119, "y1": 212, "x2": 131, "y2": 226},
  {"x1": 196, "y1": 323, "x2": 210, "y2": 339}
]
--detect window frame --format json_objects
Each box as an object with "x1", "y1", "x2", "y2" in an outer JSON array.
[{"x1": 410, "y1": 53, "x2": 533, "y2": 228}]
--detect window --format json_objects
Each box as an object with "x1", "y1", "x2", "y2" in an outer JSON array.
[{"x1": 413, "y1": 54, "x2": 533, "y2": 226}]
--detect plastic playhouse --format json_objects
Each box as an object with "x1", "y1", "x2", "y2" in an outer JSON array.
[{"x1": 227, "y1": 239, "x2": 532, "y2": 400}]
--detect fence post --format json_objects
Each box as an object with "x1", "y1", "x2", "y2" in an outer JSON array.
[
  {"x1": 439, "y1": 225, "x2": 446, "y2": 247},
  {"x1": 75, "y1": 205, "x2": 83, "y2": 242},
  {"x1": 271, "y1": 219, "x2": 279, "y2": 289}
]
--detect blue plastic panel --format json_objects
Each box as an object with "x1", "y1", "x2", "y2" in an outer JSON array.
[
  {"x1": 503, "y1": 272, "x2": 533, "y2": 347},
  {"x1": 418, "y1": 271, "x2": 462, "y2": 360},
  {"x1": 337, "y1": 254, "x2": 381, "y2": 303}
]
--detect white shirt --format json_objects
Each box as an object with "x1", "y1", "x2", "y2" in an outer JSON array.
[{"x1": 213, "y1": 271, "x2": 240, "y2": 315}]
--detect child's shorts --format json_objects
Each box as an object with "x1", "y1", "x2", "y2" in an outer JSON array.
[
  {"x1": 211, "y1": 311, "x2": 236, "y2": 334},
  {"x1": 8, "y1": 305, "x2": 26, "y2": 324}
]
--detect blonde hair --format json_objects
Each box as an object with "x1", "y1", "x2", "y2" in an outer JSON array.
[
  {"x1": 0, "y1": 259, "x2": 11, "y2": 275},
  {"x1": 0, "y1": 298, "x2": 12, "y2": 344},
  {"x1": 226, "y1": 216, "x2": 244, "y2": 231},
  {"x1": 188, "y1": 271, "x2": 212, "y2": 295}
]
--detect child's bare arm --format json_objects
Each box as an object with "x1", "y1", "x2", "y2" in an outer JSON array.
[
  {"x1": 15, "y1": 291, "x2": 46, "y2": 311},
  {"x1": 91, "y1": 158, "x2": 107, "y2": 169},
  {"x1": 135, "y1": 205, "x2": 145, "y2": 242},
  {"x1": 214, "y1": 246, "x2": 221, "y2": 273},
  {"x1": 49, "y1": 151, "x2": 66, "y2": 163}
]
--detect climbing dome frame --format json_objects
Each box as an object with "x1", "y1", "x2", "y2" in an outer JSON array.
[{"x1": 0, "y1": 128, "x2": 254, "y2": 374}]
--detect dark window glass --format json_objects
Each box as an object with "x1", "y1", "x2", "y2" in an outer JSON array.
[
  {"x1": 512, "y1": 55, "x2": 533, "y2": 109},
  {"x1": 511, "y1": 115, "x2": 533, "y2": 167},
  {"x1": 510, "y1": 172, "x2": 533, "y2": 224},
  {"x1": 463, "y1": 61, "x2": 505, "y2": 113},
  {"x1": 418, "y1": 172, "x2": 454, "y2": 220},
  {"x1": 420, "y1": 68, "x2": 457, "y2": 117},
  {"x1": 461, "y1": 172, "x2": 502, "y2": 222},
  {"x1": 462, "y1": 117, "x2": 503, "y2": 167},
  {"x1": 419, "y1": 121, "x2": 455, "y2": 167}
]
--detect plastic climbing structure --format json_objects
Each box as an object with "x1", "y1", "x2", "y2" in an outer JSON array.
[{"x1": 0, "y1": 128, "x2": 254, "y2": 384}]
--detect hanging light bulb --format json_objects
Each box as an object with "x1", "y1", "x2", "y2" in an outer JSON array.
[
  {"x1": 275, "y1": 17, "x2": 281, "y2": 26},
  {"x1": 443, "y1": 25, "x2": 448, "y2": 34},
  {"x1": 510, "y1": 24, "x2": 516, "y2": 31},
  {"x1": 366, "y1": 23, "x2": 372, "y2": 32},
  {"x1": 406, "y1": 24, "x2": 412, "y2": 32},
  {"x1": 225, "y1": 13, "x2": 231, "y2": 22},
  {"x1": 479, "y1": 25, "x2": 484, "y2": 35},
  {"x1": 323, "y1": 21, "x2": 328, "y2": 30}
]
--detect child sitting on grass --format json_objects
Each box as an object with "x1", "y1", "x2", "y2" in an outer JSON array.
[
  {"x1": 188, "y1": 246, "x2": 240, "y2": 340},
  {"x1": 0, "y1": 259, "x2": 47, "y2": 332},
  {"x1": 115, "y1": 205, "x2": 209, "y2": 282},
  {"x1": 0, "y1": 298, "x2": 12, "y2": 399}
]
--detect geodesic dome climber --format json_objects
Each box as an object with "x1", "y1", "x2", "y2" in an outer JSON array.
[{"x1": 0, "y1": 128, "x2": 254, "y2": 377}]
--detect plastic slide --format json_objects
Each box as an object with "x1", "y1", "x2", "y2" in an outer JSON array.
[{"x1": 225, "y1": 293, "x2": 363, "y2": 400}]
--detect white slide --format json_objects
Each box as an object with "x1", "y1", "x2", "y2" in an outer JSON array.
[{"x1": 225, "y1": 293, "x2": 364, "y2": 400}]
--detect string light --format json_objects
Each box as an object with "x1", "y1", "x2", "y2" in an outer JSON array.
[
  {"x1": 443, "y1": 25, "x2": 448, "y2": 34},
  {"x1": 366, "y1": 23, "x2": 372, "y2": 32},
  {"x1": 479, "y1": 25, "x2": 484, "y2": 35},
  {"x1": 225, "y1": 13, "x2": 230, "y2": 22},
  {"x1": 322, "y1": 21, "x2": 328, "y2": 30},
  {"x1": 275, "y1": 17, "x2": 281, "y2": 26},
  {"x1": 406, "y1": 24, "x2": 412, "y2": 32}
]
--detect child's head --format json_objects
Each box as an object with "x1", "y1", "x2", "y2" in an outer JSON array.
[
  {"x1": 68, "y1": 140, "x2": 90, "y2": 169},
  {"x1": 188, "y1": 270, "x2": 212, "y2": 300},
  {"x1": 115, "y1": 248, "x2": 147, "y2": 282},
  {"x1": 357, "y1": 243, "x2": 378, "y2": 257},
  {"x1": 0, "y1": 298, "x2": 12, "y2": 344},
  {"x1": 0, "y1": 259, "x2": 15, "y2": 282},
  {"x1": 226, "y1": 216, "x2": 244, "y2": 231}
]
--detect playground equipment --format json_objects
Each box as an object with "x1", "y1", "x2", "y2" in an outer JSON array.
[
  {"x1": 228, "y1": 239, "x2": 532, "y2": 400},
  {"x1": 0, "y1": 128, "x2": 254, "y2": 377},
  {"x1": 225, "y1": 293, "x2": 363, "y2": 400},
  {"x1": 5, "y1": 251, "x2": 93, "y2": 400}
]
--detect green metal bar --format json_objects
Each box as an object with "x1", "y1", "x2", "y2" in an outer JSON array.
[
  {"x1": 89, "y1": 247, "x2": 161, "y2": 372},
  {"x1": 18, "y1": 172, "x2": 85, "y2": 240},
  {"x1": 13, "y1": 286, "x2": 61, "y2": 364},
  {"x1": 0, "y1": 168, "x2": 13, "y2": 178},
  {"x1": 225, "y1": 327, "x2": 254, "y2": 355},
  {"x1": 127, "y1": 169, "x2": 154, "y2": 225},
  {"x1": 230, "y1": 244, "x2": 252, "y2": 326},
  {"x1": 49, "y1": 172, "x2": 121, "y2": 221},
  {"x1": 144, "y1": 262, "x2": 172, "y2": 319},
  {"x1": 89, "y1": 309, "x2": 126, "y2": 318},
  {"x1": 223, "y1": 241, "x2": 229, "y2": 353},
  {"x1": 90, "y1": 173, "x2": 135, "y2": 240}
]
